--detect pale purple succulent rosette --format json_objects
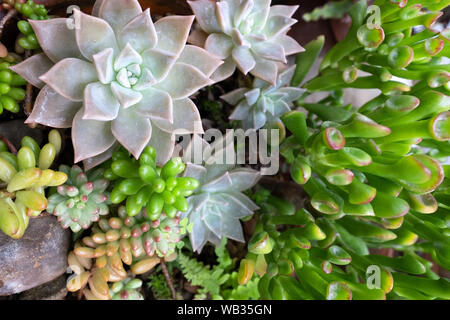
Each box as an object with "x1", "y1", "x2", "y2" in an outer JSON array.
[
  {"x1": 11, "y1": 0, "x2": 223, "y2": 169},
  {"x1": 221, "y1": 65, "x2": 305, "y2": 130},
  {"x1": 180, "y1": 133, "x2": 260, "y2": 252},
  {"x1": 188, "y1": 0, "x2": 304, "y2": 85}
]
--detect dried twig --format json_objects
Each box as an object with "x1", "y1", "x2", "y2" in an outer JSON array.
[
  {"x1": 160, "y1": 259, "x2": 176, "y2": 300},
  {"x1": 0, "y1": 8, "x2": 17, "y2": 38},
  {"x1": 0, "y1": 134, "x2": 17, "y2": 154}
]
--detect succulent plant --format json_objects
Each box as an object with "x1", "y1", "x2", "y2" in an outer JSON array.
[
  {"x1": 109, "y1": 278, "x2": 144, "y2": 300},
  {"x1": 11, "y1": 0, "x2": 223, "y2": 170},
  {"x1": 105, "y1": 146, "x2": 199, "y2": 218},
  {"x1": 68, "y1": 274, "x2": 144, "y2": 300},
  {"x1": 181, "y1": 133, "x2": 261, "y2": 252},
  {"x1": 0, "y1": 130, "x2": 67, "y2": 239},
  {"x1": 241, "y1": 187, "x2": 450, "y2": 300},
  {"x1": 250, "y1": 0, "x2": 450, "y2": 300},
  {"x1": 221, "y1": 65, "x2": 304, "y2": 130},
  {"x1": 72, "y1": 205, "x2": 186, "y2": 280},
  {"x1": 188, "y1": 0, "x2": 304, "y2": 84},
  {"x1": 47, "y1": 165, "x2": 110, "y2": 232},
  {"x1": 0, "y1": 55, "x2": 27, "y2": 115},
  {"x1": 15, "y1": 0, "x2": 49, "y2": 51}
]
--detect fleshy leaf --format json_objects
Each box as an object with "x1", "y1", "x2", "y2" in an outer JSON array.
[
  {"x1": 9, "y1": 53, "x2": 53, "y2": 89},
  {"x1": 183, "y1": 163, "x2": 207, "y2": 183},
  {"x1": 205, "y1": 33, "x2": 234, "y2": 59},
  {"x1": 74, "y1": 9, "x2": 119, "y2": 61},
  {"x1": 117, "y1": 9, "x2": 157, "y2": 52},
  {"x1": 155, "y1": 63, "x2": 212, "y2": 100},
  {"x1": 210, "y1": 57, "x2": 237, "y2": 83},
  {"x1": 111, "y1": 107, "x2": 152, "y2": 158},
  {"x1": 151, "y1": 98, "x2": 203, "y2": 134},
  {"x1": 110, "y1": 81, "x2": 143, "y2": 108},
  {"x1": 83, "y1": 82, "x2": 120, "y2": 121},
  {"x1": 72, "y1": 109, "x2": 116, "y2": 162},
  {"x1": 134, "y1": 88, "x2": 173, "y2": 122},
  {"x1": 29, "y1": 18, "x2": 83, "y2": 62},
  {"x1": 228, "y1": 168, "x2": 260, "y2": 192},
  {"x1": 262, "y1": 15, "x2": 296, "y2": 38},
  {"x1": 251, "y1": 56, "x2": 278, "y2": 85},
  {"x1": 98, "y1": 0, "x2": 142, "y2": 34},
  {"x1": 177, "y1": 45, "x2": 223, "y2": 78},
  {"x1": 274, "y1": 34, "x2": 304, "y2": 55},
  {"x1": 39, "y1": 58, "x2": 97, "y2": 101},
  {"x1": 25, "y1": 86, "x2": 81, "y2": 128},
  {"x1": 147, "y1": 124, "x2": 175, "y2": 166},
  {"x1": 229, "y1": 101, "x2": 251, "y2": 120},
  {"x1": 83, "y1": 142, "x2": 119, "y2": 171},
  {"x1": 232, "y1": 46, "x2": 256, "y2": 75},
  {"x1": 188, "y1": 0, "x2": 221, "y2": 34},
  {"x1": 201, "y1": 172, "x2": 233, "y2": 193},
  {"x1": 93, "y1": 48, "x2": 114, "y2": 84},
  {"x1": 114, "y1": 43, "x2": 143, "y2": 71},
  {"x1": 141, "y1": 48, "x2": 176, "y2": 81},
  {"x1": 221, "y1": 88, "x2": 248, "y2": 105},
  {"x1": 154, "y1": 15, "x2": 195, "y2": 57},
  {"x1": 252, "y1": 40, "x2": 286, "y2": 62}
]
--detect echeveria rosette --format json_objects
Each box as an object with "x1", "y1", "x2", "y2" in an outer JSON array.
[
  {"x1": 188, "y1": 0, "x2": 304, "y2": 84},
  {"x1": 47, "y1": 165, "x2": 110, "y2": 232},
  {"x1": 221, "y1": 65, "x2": 304, "y2": 130},
  {"x1": 11, "y1": 0, "x2": 223, "y2": 169},
  {"x1": 181, "y1": 133, "x2": 261, "y2": 252}
]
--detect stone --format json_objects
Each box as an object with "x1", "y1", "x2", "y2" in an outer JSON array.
[
  {"x1": 0, "y1": 215, "x2": 71, "y2": 296},
  {"x1": 19, "y1": 275, "x2": 67, "y2": 300}
]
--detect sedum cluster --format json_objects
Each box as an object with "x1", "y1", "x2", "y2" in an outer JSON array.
[
  {"x1": 15, "y1": 0, "x2": 49, "y2": 51},
  {"x1": 67, "y1": 205, "x2": 187, "y2": 299},
  {"x1": 105, "y1": 146, "x2": 199, "y2": 218},
  {"x1": 239, "y1": 188, "x2": 450, "y2": 300},
  {"x1": 0, "y1": 55, "x2": 27, "y2": 115},
  {"x1": 0, "y1": 130, "x2": 67, "y2": 239},
  {"x1": 47, "y1": 165, "x2": 110, "y2": 232}
]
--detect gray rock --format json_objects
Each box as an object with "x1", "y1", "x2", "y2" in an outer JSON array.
[
  {"x1": 19, "y1": 275, "x2": 67, "y2": 300},
  {"x1": 0, "y1": 215, "x2": 70, "y2": 296}
]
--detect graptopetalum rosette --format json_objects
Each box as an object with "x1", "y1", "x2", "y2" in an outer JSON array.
[
  {"x1": 188, "y1": 0, "x2": 304, "y2": 84},
  {"x1": 221, "y1": 65, "x2": 304, "y2": 130},
  {"x1": 11, "y1": 0, "x2": 223, "y2": 170},
  {"x1": 181, "y1": 133, "x2": 261, "y2": 252}
]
